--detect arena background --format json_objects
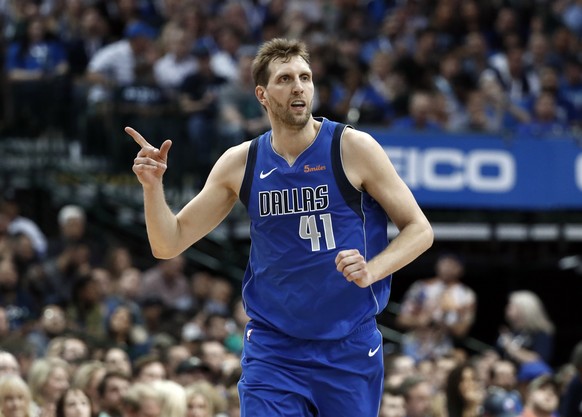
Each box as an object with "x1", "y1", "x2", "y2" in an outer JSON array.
[{"x1": 1, "y1": 130, "x2": 580, "y2": 367}]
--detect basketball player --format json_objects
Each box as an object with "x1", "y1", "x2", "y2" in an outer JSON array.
[{"x1": 126, "y1": 38, "x2": 433, "y2": 417}]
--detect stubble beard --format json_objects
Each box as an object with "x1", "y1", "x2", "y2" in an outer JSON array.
[{"x1": 269, "y1": 96, "x2": 312, "y2": 130}]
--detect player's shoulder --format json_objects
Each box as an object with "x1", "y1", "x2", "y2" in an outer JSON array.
[
  {"x1": 210, "y1": 141, "x2": 253, "y2": 188},
  {"x1": 340, "y1": 125, "x2": 384, "y2": 159},
  {"x1": 342, "y1": 126, "x2": 379, "y2": 147},
  {"x1": 219, "y1": 140, "x2": 253, "y2": 166}
]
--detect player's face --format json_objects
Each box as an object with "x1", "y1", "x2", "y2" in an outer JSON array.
[{"x1": 262, "y1": 56, "x2": 314, "y2": 129}]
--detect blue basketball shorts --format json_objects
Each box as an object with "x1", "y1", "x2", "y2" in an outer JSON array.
[{"x1": 238, "y1": 319, "x2": 384, "y2": 417}]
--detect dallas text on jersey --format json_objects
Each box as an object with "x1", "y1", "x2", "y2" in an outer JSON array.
[{"x1": 259, "y1": 185, "x2": 330, "y2": 216}]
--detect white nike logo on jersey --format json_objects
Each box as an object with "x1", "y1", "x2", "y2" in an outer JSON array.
[
  {"x1": 259, "y1": 168, "x2": 277, "y2": 179},
  {"x1": 368, "y1": 343, "x2": 381, "y2": 357}
]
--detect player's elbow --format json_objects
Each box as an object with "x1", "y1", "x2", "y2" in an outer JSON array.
[
  {"x1": 150, "y1": 245, "x2": 180, "y2": 260},
  {"x1": 420, "y1": 222, "x2": 434, "y2": 252}
]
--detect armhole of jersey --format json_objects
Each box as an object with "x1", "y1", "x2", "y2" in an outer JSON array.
[
  {"x1": 331, "y1": 123, "x2": 364, "y2": 221},
  {"x1": 240, "y1": 137, "x2": 259, "y2": 208}
]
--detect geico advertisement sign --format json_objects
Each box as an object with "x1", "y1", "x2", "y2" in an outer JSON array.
[{"x1": 386, "y1": 147, "x2": 516, "y2": 193}]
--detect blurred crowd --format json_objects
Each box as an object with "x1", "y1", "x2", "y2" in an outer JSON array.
[
  {"x1": 2, "y1": 0, "x2": 582, "y2": 416},
  {"x1": 1, "y1": 0, "x2": 582, "y2": 176},
  {"x1": 2, "y1": 174, "x2": 582, "y2": 416}
]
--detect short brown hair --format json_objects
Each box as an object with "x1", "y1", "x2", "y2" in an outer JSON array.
[{"x1": 251, "y1": 38, "x2": 310, "y2": 87}]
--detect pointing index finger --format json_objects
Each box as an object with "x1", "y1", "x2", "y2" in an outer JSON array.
[{"x1": 125, "y1": 126, "x2": 152, "y2": 148}]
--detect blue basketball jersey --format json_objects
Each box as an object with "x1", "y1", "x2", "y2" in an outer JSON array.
[{"x1": 239, "y1": 118, "x2": 392, "y2": 340}]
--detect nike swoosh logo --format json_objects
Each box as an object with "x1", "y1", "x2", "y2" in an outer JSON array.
[
  {"x1": 259, "y1": 167, "x2": 277, "y2": 179},
  {"x1": 368, "y1": 344, "x2": 381, "y2": 357}
]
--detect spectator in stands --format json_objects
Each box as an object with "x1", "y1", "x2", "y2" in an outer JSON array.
[
  {"x1": 481, "y1": 44, "x2": 540, "y2": 108},
  {"x1": 105, "y1": 304, "x2": 150, "y2": 362},
  {"x1": 198, "y1": 340, "x2": 226, "y2": 387},
  {"x1": 0, "y1": 351, "x2": 20, "y2": 378},
  {"x1": 55, "y1": 387, "x2": 92, "y2": 417},
  {"x1": 446, "y1": 362, "x2": 485, "y2": 417},
  {"x1": 560, "y1": 341, "x2": 582, "y2": 417},
  {"x1": 433, "y1": 49, "x2": 465, "y2": 130},
  {"x1": 487, "y1": 7, "x2": 520, "y2": 54},
  {"x1": 202, "y1": 275, "x2": 234, "y2": 317},
  {"x1": 380, "y1": 385, "x2": 406, "y2": 417},
  {"x1": 96, "y1": 371, "x2": 131, "y2": 417},
  {"x1": 173, "y1": 357, "x2": 211, "y2": 387},
  {"x1": 560, "y1": 55, "x2": 582, "y2": 126},
  {"x1": 115, "y1": 268, "x2": 143, "y2": 307},
  {"x1": 84, "y1": 20, "x2": 158, "y2": 155},
  {"x1": 45, "y1": 205, "x2": 105, "y2": 297},
  {"x1": 0, "y1": 190, "x2": 48, "y2": 259},
  {"x1": 311, "y1": 75, "x2": 344, "y2": 122},
  {"x1": 400, "y1": 375, "x2": 435, "y2": 417},
  {"x1": 433, "y1": 354, "x2": 461, "y2": 394},
  {"x1": 516, "y1": 92, "x2": 571, "y2": 138},
  {"x1": 64, "y1": 6, "x2": 111, "y2": 81},
  {"x1": 488, "y1": 359, "x2": 523, "y2": 414},
  {"x1": 384, "y1": 353, "x2": 416, "y2": 388},
  {"x1": 187, "y1": 381, "x2": 227, "y2": 417},
  {"x1": 43, "y1": 241, "x2": 92, "y2": 306},
  {"x1": 185, "y1": 382, "x2": 216, "y2": 417},
  {"x1": 497, "y1": 290, "x2": 555, "y2": 369},
  {"x1": 532, "y1": 66, "x2": 577, "y2": 125},
  {"x1": 113, "y1": 61, "x2": 178, "y2": 170},
  {"x1": 360, "y1": 12, "x2": 401, "y2": 66},
  {"x1": 162, "y1": 344, "x2": 190, "y2": 381},
  {"x1": 0, "y1": 373, "x2": 36, "y2": 417},
  {"x1": 28, "y1": 357, "x2": 71, "y2": 417},
  {"x1": 482, "y1": 388, "x2": 520, "y2": 417},
  {"x1": 151, "y1": 379, "x2": 186, "y2": 417},
  {"x1": 459, "y1": 89, "x2": 505, "y2": 133},
  {"x1": 210, "y1": 26, "x2": 246, "y2": 82},
  {"x1": 461, "y1": 31, "x2": 490, "y2": 80},
  {"x1": 396, "y1": 253, "x2": 476, "y2": 363},
  {"x1": 140, "y1": 255, "x2": 192, "y2": 313},
  {"x1": 4, "y1": 15, "x2": 69, "y2": 137},
  {"x1": 519, "y1": 375, "x2": 560, "y2": 417},
  {"x1": 27, "y1": 304, "x2": 68, "y2": 358},
  {"x1": 178, "y1": 43, "x2": 228, "y2": 180},
  {"x1": 64, "y1": 5, "x2": 111, "y2": 140},
  {"x1": 59, "y1": 336, "x2": 90, "y2": 375},
  {"x1": 217, "y1": 48, "x2": 270, "y2": 150},
  {"x1": 0, "y1": 256, "x2": 39, "y2": 332},
  {"x1": 153, "y1": 25, "x2": 197, "y2": 97},
  {"x1": 10, "y1": 232, "x2": 47, "y2": 308},
  {"x1": 119, "y1": 382, "x2": 162, "y2": 417},
  {"x1": 547, "y1": 26, "x2": 578, "y2": 70},
  {"x1": 102, "y1": 348, "x2": 132, "y2": 378},
  {"x1": 66, "y1": 274, "x2": 107, "y2": 343},
  {"x1": 477, "y1": 75, "x2": 531, "y2": 133},
  {"x1": 524, "y1": 33, "x2": 551, "y2": 78},
  {"x1": 71, "y1": 360, "x2": 106, "y2": 415},
  {"x1": 330, "y1": 61, "x2": 392, "y2": 125},
  {"x1": 390, "y1": 91, "x2": 443, "y2": 132},
  {"x1": 132, "y1": 355, "x2": 166, "y2": 384}
]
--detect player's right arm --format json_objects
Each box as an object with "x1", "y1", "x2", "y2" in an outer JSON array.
[{"x1": 126, "y1": 127, "x2": 248, "y2": 259}]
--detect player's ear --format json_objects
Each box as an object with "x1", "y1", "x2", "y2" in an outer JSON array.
[{"x1": 255, "y1": 85, "x2": 267, "y2": 105}]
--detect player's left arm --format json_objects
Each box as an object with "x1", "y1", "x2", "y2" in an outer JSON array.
[{"x1": 335, "y1": 128, "x2": 434, "y2": 288}]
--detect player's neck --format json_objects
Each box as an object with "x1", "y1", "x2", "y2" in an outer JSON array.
[{"x1": 270, "y1": 117, "x2": 321, "y2": 164}]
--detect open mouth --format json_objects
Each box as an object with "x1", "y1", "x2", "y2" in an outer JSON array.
[{"x1": 291, "y1": 100, "x2": 306, "y2": 109}]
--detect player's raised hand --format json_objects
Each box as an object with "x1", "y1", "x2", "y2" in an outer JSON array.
[
  {"x1": 335, "y1": 249, "x2": 375, "y2": 288},
  {"x1": 125, "y1": 126, "x2": 172, "y2": 186}
]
